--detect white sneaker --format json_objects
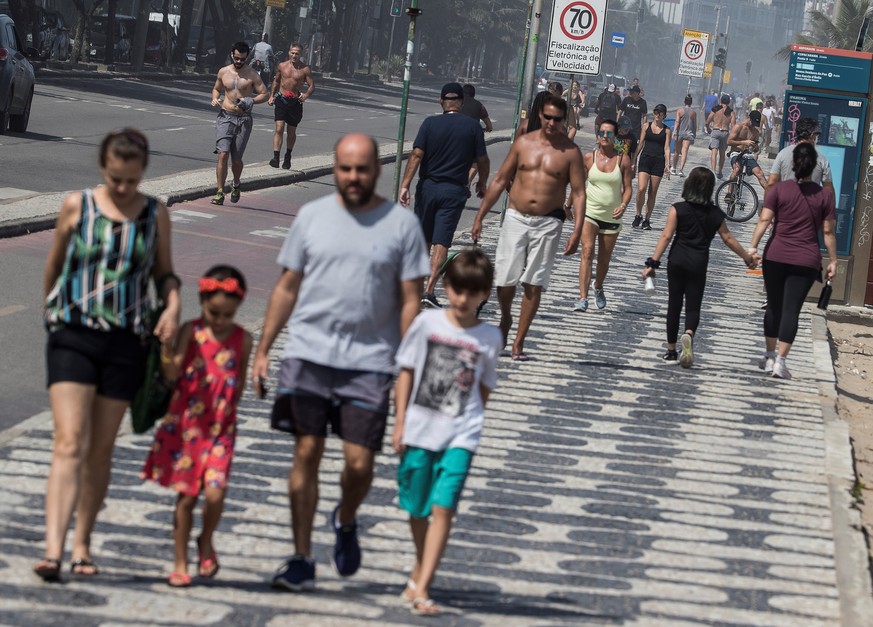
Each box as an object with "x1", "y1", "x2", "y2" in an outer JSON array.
[
  {"x1": 757, "y1": 352, "x2": 775, "y2": 374},
  {"x1": 678, "y1": 333, "x2": 694, "y2": 369},
  {"x1": 771, "y1": 359, "x2": 792, "y2": 379},
  {"x1": 677, "y1": 170, "x2": 685, "y2": 177}
]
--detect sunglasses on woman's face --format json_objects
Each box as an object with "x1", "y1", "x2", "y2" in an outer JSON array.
[{"x1": 541, "y1": 113, "x2": 563, "y2": 121}]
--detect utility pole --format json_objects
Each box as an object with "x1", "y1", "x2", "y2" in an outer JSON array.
[
  {"x1": 517, "y1": 0, "x2": 545, "y2": 126},
  {"x1": 263, "y1": 6, "x2": 273, "y2": 43},
  {"x1": 705, "y1": 4, "x2": 721, "y2": 97},
  {"x1": 511, "y1": 0, "x2": 536, "y2": 131},
  {"x1": 392, "y1": 0, "x2": 422, "y2": 201}
]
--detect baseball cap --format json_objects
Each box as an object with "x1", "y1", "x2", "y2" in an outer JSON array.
[
  {"x1": 440, "y1": 82, "x2": 464, "y2": 100},
  {"x1": 749, "y1": 110, "x2": 762, "y2": 127},
  {"x1": 608, "y1": 83, "x2": 615, "y2": 91},
  {"x1": 618, "y1": 115, "x2": 633, "y2": 129},
  {"x1": 630, "y1": 85, "x2": 641, "y2": 93}
]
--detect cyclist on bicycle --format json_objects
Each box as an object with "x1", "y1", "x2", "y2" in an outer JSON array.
[{"x1": 726, "y1": 110, "x2": 767, "y2": 188}]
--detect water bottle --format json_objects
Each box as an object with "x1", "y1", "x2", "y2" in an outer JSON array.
[
  {"x1": 817, "y1": 280, "x2": 832, "y2": 310},
  {"x1": 644, "y1": 276, "x2": 656, "y2": 296}
]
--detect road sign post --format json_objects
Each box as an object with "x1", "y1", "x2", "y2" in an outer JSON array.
[
  {"x1": 678, "y1": 29, "x2": 709, "y2": 78},
  {"x1": 545, "y1": 0, "x2": 608, "y2": 76},
  {"x1": 610, "y1": 30, "x2": 625, "y2": 75}
]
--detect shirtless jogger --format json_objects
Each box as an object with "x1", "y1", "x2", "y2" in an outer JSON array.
[
  {"x1": 210, "y1": 41, "x2": 268, "y2": 205},
  {"x1": 471, "y1": 95, "x2": 586, "y2": 361},
  {"x1": 269, "y1": 43, "x2": 315, "y2": 169}
]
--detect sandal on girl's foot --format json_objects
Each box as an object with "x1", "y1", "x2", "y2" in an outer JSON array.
[
  {"x1": 412, "y1": 597, "x2": 441, "y2": 617},
  {"x1": 399, "y1": 578, "x2": 417, "y2": 601},
  {"x1": 197, "y1": 536, "x2": 220, "y2": 578},
  {"x1": 70, "y1": 558, "x2": 99, "y2": 576},
  {"x1": 33, "y1": 558, "x2": 61, "y2": 582},
  {"x1": 168, "y1": 572, "x2": 192, "y2": 587}
]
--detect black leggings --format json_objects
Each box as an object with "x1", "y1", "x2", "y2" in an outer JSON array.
[
  {"x1": 666, "y1": 264, "x2": 707, "y2": 344},
  {"x1": 762, "y1": 259, "x2": 818, "y2": 344}
]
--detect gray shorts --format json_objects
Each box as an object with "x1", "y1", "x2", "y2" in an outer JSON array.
[
  {"x1": 675, "y1": 131, "x2": 695, "y2": 143},
  {"x1": 270, "y1": 358, "x2": 393, "y2": 450},
  {"x1": 709, "y1": 129, "x2": 729, "y2": 150},
  {"x1": 215, "y1": 109, "x2": 253, "y2": 161}
]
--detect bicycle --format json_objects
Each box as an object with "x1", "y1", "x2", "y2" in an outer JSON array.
[{"x1": 715, "y1": 147, "x2": 761, "y2": 223}]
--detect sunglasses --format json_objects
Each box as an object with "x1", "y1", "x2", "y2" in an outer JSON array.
[
  {"x1": 654, "y1": 110, "x2": 667, "y2": 116},
  {"x1": 442, "y1": 95, "x2": 461, "y2": 100},
  {"x1": 542, "y1": 113, "x2": 564, "y2": 121},
  {"x1": 598, "y1": 130, "x2": 615, "y2": 137}
]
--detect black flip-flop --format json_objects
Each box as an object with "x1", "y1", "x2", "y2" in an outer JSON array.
[
  {"x1": 70, "y1": 558, "x2": 99, "y2": 576},
  {"x1": 33, "y1": 558, "x2": 61, "y2": 582}
]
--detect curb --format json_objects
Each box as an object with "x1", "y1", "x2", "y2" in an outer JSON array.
[
  {"x1": 813, "y1": 311, "x2": 873, "y2": 625},
  {"x1": 0, "y1": 131, "x2": 514, "y2": 239}
]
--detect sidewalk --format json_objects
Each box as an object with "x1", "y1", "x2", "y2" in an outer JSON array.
[{"x1": 1, "y1": 129, "x2": 871, "y2": 625}]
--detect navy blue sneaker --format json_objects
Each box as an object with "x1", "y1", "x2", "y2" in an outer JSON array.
[
  {"x1": 331, "y1": 505, "x2": 361, "y2": 577},
  {"x1": 271, "y1": 555, "x2": 316, "y2": 592}
]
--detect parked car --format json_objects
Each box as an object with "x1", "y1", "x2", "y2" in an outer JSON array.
[
  {"x1": 185, "y1": 24, "x2": 216, "y2": 65},
  {"x1": 0, "y1": 13, "x2": 35, "y2": 133},
  {"x1": 89, "y1": 15, "x2": 135, "y2": 63}
]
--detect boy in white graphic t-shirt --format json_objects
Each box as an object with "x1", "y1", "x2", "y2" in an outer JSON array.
[{"x1": 392, "y1": 249, "x2": 502, "y2": 617}]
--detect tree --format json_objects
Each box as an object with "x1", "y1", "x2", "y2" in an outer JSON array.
[{"x1": 778, "y1": 0, "x2": 873, "y2": 58}]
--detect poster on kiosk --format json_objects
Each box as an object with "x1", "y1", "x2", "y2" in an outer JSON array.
[{"x1": 779, "y1": 90, "x2": 867, "y2": 257}]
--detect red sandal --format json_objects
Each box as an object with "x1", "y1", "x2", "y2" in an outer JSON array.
[{"x1": 197, "y1": 536, "x2": 220, "y2": 578}]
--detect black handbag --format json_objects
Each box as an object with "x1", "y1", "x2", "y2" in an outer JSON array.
[{"x1": 130, "y1": 280, "x2": 174, "y2": 434}]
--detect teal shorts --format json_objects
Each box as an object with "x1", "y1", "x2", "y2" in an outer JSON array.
[{"x1": 397, "y1": 446, "x2": 473, "y2": 519}]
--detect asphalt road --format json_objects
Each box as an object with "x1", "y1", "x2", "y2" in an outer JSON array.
[{"x1": 0, "y1": 73, "x2": 518, "y2": 196}]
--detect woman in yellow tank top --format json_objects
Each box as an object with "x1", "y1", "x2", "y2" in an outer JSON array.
[{"x1": 575, "y1": 119, "x2": 634, "y2": 312}]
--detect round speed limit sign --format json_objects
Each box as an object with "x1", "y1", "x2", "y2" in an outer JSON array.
[
  {"x1": 559, "y1": 1, "x2": 598, "y2": 41},
  {"x1": 684, "y1": 39, "x2": 705, "y2": 61}
]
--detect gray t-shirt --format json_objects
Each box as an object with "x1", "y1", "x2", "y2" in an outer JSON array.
[
  {"x1": 770, "y1": 143, "x2": 832, "y2": 185},
  {"x1": 277, "y1": 194, "x2": 429, "y2": 373}
]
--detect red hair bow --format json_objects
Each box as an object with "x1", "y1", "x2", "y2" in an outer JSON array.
[{"x1": 198, "y1": 277, "x2": 245, "y2": 298}]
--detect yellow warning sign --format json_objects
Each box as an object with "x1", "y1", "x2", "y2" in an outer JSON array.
[
  {"x1": 266, "y1": 0, "x2": 286, "y2": 8},
  {"x1": 724, "y1": 69, "x2": 731, "y2": 84},
  {"x1": 704, "y1": 62, "x2": 712, "y2": 78}
]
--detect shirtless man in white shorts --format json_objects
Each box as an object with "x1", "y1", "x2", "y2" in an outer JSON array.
[{"x1": 471, "y1": 95, "x2": 587, "y2": 361}]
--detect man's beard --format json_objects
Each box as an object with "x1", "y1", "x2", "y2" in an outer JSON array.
[{"x1": 339, "y1": 184, "x2": 375, "y2": 208}]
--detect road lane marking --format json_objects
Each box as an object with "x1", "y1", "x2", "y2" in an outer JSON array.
[
  {"x1": 165, "y1": 127, "x2": 186, "y2": 132},
  {"x1": 249, "y1": 227, "x2": 292, "y2": 239},
  {"x1": 173, "y1": 209, "x2": 216, "y2": 219},
  {"x1": 173, "y1": 229, "x2": 281, "y2": 249},
  {"x1": 0, "y1": 305, "x2": 26, "y2": 317}
]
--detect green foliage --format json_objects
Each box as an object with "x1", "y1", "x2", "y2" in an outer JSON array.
[{"x1": 778, "y1": 0, "x2": 873, "y2": 59}]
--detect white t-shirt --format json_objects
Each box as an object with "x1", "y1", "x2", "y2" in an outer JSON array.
[
  {"x1": 395, "y1": 309, "x2": 502, "y2": 452},
  {"x1": 762, "y1": 106, "x2": 777, "y2": 129},
  {"x1": 277, "y1": 194, "x2": 429, "y2": 373}
]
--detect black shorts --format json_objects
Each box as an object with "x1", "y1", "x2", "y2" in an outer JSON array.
[
  {"x1": 638, "y1": 153, "x2": 666, "y2": 176},
  {"x1": 270, "y1": 358, "x2": 393, "y2": 450},
  {"x1": 414, "y1": 180, "x2": 470, "y2": 247},
  {"x1": 46, "y1": 325, "x2": 147, "y2": 401},
  {"x1": 274, "y1": 94, "x2": 303, "y2": 127}
]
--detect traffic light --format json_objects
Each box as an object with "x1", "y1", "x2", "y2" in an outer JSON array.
[
  {"x1": 745, "y1": 60, "x2": 752, "y2": 74},
  {"x1": 714, "y1": 47, "x2": 727, "y2": 69},
  {"x1": 390, "y1": 0, "x2": 402, "y2": 17}
]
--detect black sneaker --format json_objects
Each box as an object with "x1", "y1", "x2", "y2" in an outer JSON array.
[
  {"x1": 662, "y1": 349, "x2": 678, "y2": 363},
  {"x1": 269, "y1": 157, "x2": 280, "y2": 168},
  {"x1": 421, "y1": 293, "x2": 441, "y2": 309},
  {"x1": 641, "y1": 219, "x2": 652, "y2": 231},
  {"x1": 331, "y1": 505, "x2": 361, "y2": 577},
  {"x1": 282, "y1": 154, "x2": 292, "y2": 169},
  {"x1": 272, "y1": 555, "x2": 316, "y2": 592},
  {"x1": 230, "y1": 185, "x2": 241, "y2": 203},
  {"x1": 210, "y1": 191, "x2": 224, "y2": 205},
  {"x1": 632, "y1": 215, "x2": 643, "y2": 228}
]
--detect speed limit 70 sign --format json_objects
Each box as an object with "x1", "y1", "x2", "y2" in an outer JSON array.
[
  {"x1": 679, "y1": 29, "x2": 710, "y2": 77},
  {"x1": 545, "y1": 0, "x2": 607, "y2": 75}
]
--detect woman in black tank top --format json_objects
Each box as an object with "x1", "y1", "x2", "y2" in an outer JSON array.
[{"x1": 631, "y1": 104, "x2": 672, "y2": 230}]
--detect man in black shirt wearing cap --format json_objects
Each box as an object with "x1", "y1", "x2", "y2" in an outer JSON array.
[
  {"x1": 619, "y1": 85, "x2": 648, "y2": 140},
  {"x1": 400, "y1": 82, "x2": 490, "y2": 309}
]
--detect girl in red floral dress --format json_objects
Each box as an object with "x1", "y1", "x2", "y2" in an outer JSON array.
[{"x1": 142, "y1": 265, "x2": 252, "y2": 587}]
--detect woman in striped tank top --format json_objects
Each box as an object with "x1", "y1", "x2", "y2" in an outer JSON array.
[{"x1": 34, "y1": 129, "x2": 181, "y2": 581}]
